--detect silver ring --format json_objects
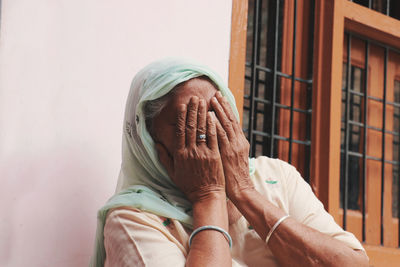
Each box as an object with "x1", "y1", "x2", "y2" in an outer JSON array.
[{"x1": 197, "y1": 134, "x2": 206, "y2": 142}]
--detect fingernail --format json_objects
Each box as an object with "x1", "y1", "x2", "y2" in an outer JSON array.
[
  {"x1": 216, "y1": 91, "x2": 222, "y2": 97},
  {"x1": 179, "y1": 104, "x2": 186, "y2": 111}
]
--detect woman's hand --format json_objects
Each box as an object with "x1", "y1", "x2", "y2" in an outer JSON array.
[
  {"x1": 156, "y1": 96, "x2": 226, "y2": 203},
  {"x1": 210, "y1": 91, "x2": 255, "y2": 200},
  {"x1": 157, "y1": 95, "x2": 231, "y2": 266}
]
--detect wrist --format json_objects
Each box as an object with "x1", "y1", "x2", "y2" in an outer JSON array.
[
  {"x1": 191, "y1": 189, "x2": 227, "y2": 205},
  {"x1": 229, "y1": 186, "x2": 257, "y2": 205},
  {"x1": 192, "y1": 190, "x2": 228, "y2": 229}
]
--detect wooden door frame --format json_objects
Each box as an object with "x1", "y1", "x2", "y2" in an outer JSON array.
[
  {"x1": 228, "y1": 0, "x2": 248, "y2": 124},
  {"x1": 312, "y1": 1, "x2": 400, "y2": 263}
]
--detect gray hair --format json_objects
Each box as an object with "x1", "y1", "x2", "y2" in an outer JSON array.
[{"x1": 143, "y1": 86, "x2": 179, "y2": 136}]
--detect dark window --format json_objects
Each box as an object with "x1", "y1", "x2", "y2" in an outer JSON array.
[
  {"x1": 341, "y1": 64, "x2": 365, "y2": 211},
  {"x1": 244, "y1": 0, "x2": 314, "y2": 181},
  {"x1": 341, "y1": 32, "x2": 400, "y2": 245}
]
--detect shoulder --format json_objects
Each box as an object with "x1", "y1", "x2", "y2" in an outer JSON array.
[
  {"x1": 253, "y1": 156, "x2": 296, "y2": 182},
  {"x1": 254, "y1": 155, "x2": 294, "y2": 171},
  {"x1": 106, "y1": 207, "x2": 161, "y2": 224},
  {"x1": 251, "y1": 156, "x2": 310, "y2": 211},
  {"x1": 104, "y1": 207, "x2": 173, "y2": 235},
  {"x1": 250, "y1": 156, "x2": 294, "y2": 211},
  {"x1": 104, "y1": 207, "x2": 187, "y2": 266}
]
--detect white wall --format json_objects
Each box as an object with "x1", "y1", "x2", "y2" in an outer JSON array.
[{"x1": 0, "y1": 1, "x2": 232, "y2": 266}]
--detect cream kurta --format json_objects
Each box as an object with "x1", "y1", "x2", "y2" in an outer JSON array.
[{"x1": 103, "y1": 157, "x2": 365, "y2": 266}]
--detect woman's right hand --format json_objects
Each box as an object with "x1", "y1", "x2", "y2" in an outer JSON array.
[{"x1": 156, "y1": 96, "x2": 226, "y2": 203}]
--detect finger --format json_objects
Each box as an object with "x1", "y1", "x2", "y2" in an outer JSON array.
[
  {"x1": 186, "y1": 96, "x2": 199, "y2": 146},
  {"x1": 211, "y1": 95, "x2": 235, "y2": 140},
  {"x1": 215, "y1": 91, "x2": 238, "y2": 122},
  {"x1": 197, "y1": 99, "x2": 207, "y2": 145},
  {"x1": 215, "y1": 91, "x2": 241, "y2": 133},
  {"x1": 215, "y1": 116, "x2": 230, "y2": 148},
  {"x1": 175, "y1": 104, "x2": 187, "y2": 150},
  {"x1": 206, "y1": 111, "x2": 218, "y2": 150},
  {"x1": 155, "y1": 143, "x2": 174, "y2": 179}
]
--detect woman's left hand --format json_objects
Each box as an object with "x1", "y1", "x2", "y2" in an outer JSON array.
[{"x1": 210, "y1": 91, "x2": 255, "y2": 200}]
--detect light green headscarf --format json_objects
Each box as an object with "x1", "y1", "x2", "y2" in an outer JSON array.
[{"x1": 90, "y1": 58, "x2": 255, "y2": 266}]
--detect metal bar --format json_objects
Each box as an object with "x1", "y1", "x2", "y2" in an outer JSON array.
[
  {"x1": 248, "y1": 65, "x2": 313, "y2": 84},
  {"x1": 365, "y1": 96, "x2": 400, "y2": 108},
  {"x1": 386, "y1": 100, "x2": 400, "y2": 107},
  {"x1": 345, "y1": 89, "x2": 400, "y2": 107},
  {"x1": 344, "y1": 120, "x2": 400, "y2": 136},
  {"x1": 381, "y1": 47, "x2": 388, "y2": 245},
  {"x1": 254, "y1": 0, "x2": 265, "y2": 156},
  {"x1": 365, "y1": 95, "x2": 400, "y2": 107},
  {"x1": 273, "y1": 103, "x2": 311, "y2": 114},
  {"x1": 269, "y1": 0, "x2": 280, "y2": 157},
  {"x1": 244, "y1": 96, "x2": 312, "y2": 114},
  {"x1": 304, "y1": 0, "x2": 315, "y2": 183},
  {"x1": 288, "y1": 0, "x2": 298, "y2": 163},
  {"x1": 261, "y1": 0, "x2": 271, "y2": 157},
  {"x1": 257, "y1": 105, "x2": 311, "y2": 115},
  {"x1": 340, "y1": 149, "x2": 400, "y2": 165},
  {"x1": 343, "y1": 33, "x2": 352, "y2": 230},
  {"x1": 253, "y1": 130, "x2": 311, "y2": 145},
  {"x1": 362, "y1": 40, "x2": 369, "y2": 242},
  {"x1": 245, "y1": 72, "x2": 312, "y2": 85},
  {"x1": 345, "y1": 32, "x2": 400, "y2": 55},
  {"x1": 386, "y1": 0, "x2": 390, "y2": 16},
  {"x1": 367, "y1": 95, "x2": 384, "y2": 102},
  {"x1": 397, "y1": 85, "x2": 400, "y2": 249},
  {"x1": 346, "y1": 89, "x2": 365, "y2": 97},
  {"x1": 254, "y1": 139, "x2": 310, "y2": 146},
  {"x1": 248, "y1": 0, "x2": 261, "y2": 156}
]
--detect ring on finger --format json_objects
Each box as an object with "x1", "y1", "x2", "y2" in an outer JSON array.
[{"x1": 197, "y1": 134, "x2": 207, "y2": 142}]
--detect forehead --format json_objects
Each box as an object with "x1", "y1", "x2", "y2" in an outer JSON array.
[
  {"x1": 168, "y1": 78, "x2": 218, "y2": 108},
  {"x1": 151, "y1": 78, "x2": 218, "y2": 141}
]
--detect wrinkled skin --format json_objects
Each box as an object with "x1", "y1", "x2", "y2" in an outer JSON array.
[
  {"x1": 153, "y1": 79, "x2": 226, "y2": 203},
  {"x1": 153, "y1": 78, "x2": 253, "y2": 204},
  {"x1": 211, "y1": 91, "x2": 255, "y2": 198},
  {"x1": 156, "y1": 96, "x2": 226, "y2": 203}
]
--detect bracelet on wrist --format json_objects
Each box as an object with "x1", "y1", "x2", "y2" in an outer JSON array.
[
  {"x1": 265, "y1": 214, "x2": 290, "y2": 245},
  {"x1": 189, "y1": 225, "x2": 232, "y2": 248}
]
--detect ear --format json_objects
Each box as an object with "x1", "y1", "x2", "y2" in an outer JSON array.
[{"x1": 155, "y1": 143, "x2": 174, "y2": 179}]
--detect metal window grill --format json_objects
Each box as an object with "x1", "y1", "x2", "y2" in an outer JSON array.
[
  {"x1": 243, "y1": 0, "x2": 314, "y2": 182},
  {"x1": 350, "y1": 0, "x2": 400, "y2": 19},
  {"x1": 341, "y1": 32, "x2": 400, "y2": 246}
]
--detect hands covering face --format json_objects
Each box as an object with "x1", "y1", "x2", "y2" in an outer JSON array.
[
  {"x1": 156, "y1": 92, "x2": 254, "y2": 203},
  {"x1": 211, "y1": 91, "x2": 255, "y2": 199}
]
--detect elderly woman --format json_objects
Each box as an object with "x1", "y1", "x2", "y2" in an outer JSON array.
[{"x1": 90, "y1": 58, "x2": 369, "y2": 267}]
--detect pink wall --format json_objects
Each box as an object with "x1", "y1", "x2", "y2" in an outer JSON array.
[{"x1": 0, "y1": 0, "x2": 232, "y2": 266}]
